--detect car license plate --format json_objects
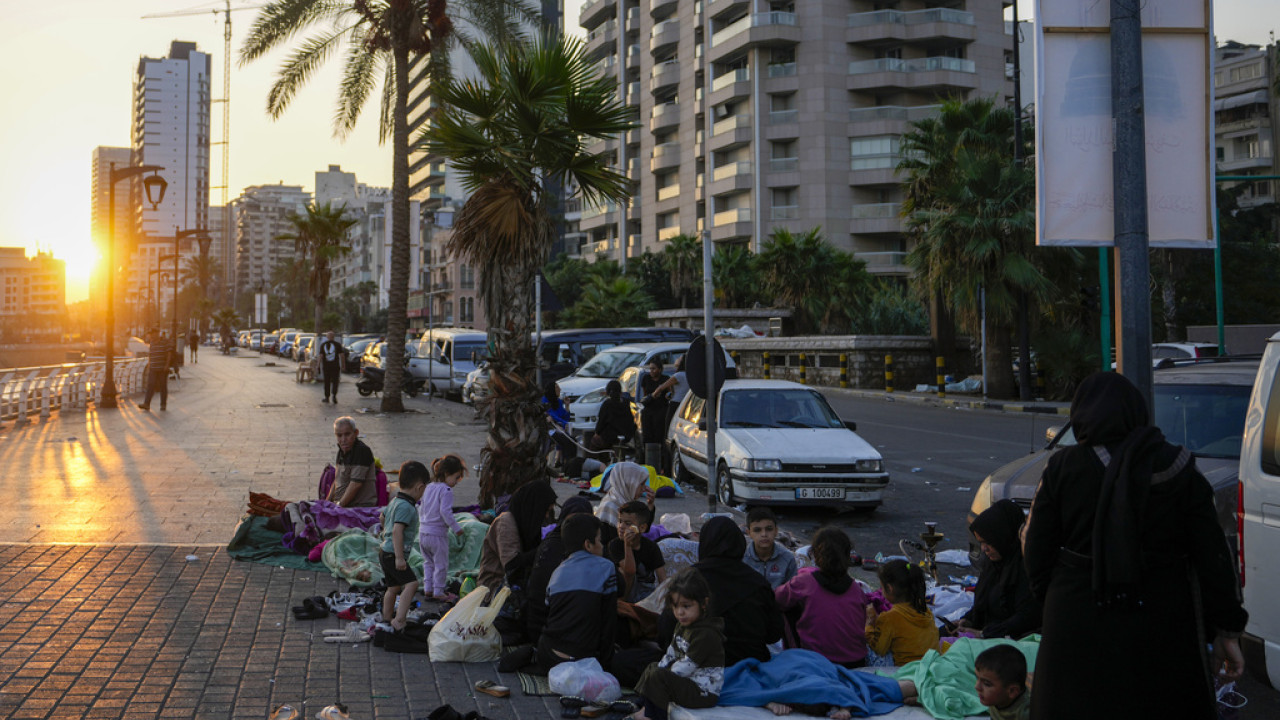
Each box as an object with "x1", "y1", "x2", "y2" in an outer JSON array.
[{"x1": 795, "y1": 487, "x2": 845, "y2": 500}]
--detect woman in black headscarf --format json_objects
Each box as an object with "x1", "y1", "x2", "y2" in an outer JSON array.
[
  {"x1": 662, "y1": 516, "x2": 783, "y2": 665},
  {"x1": 956, "y1": 499, "x2": 1041, "y2": 638},
  {"x1": 1023, "y1": 372, "x2": 1246, "y2": 719},
  {"x1": 591, "y1": 379, "x2": 637, "y2": 451},
  {"x1": 477, "y1": 481, "x2": 559, "y2": 594}
]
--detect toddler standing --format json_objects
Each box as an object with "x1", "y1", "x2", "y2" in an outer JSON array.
[
  {"x1": 418, "y1": 455, "x2": 467, "y2": 602},
  {"x1": 633, "y1": 568, "x2": 725, "y2": 720}
]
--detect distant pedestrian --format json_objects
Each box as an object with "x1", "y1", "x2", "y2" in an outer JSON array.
[
  {"x1": 318, "y1": 331, "x2": 344, "y2": 403},
  {"x1": 138, "y1": 329, "x2": 172, "y2": 412},
  {"x1": 188, "y1": 328, "x2": 199, "y2": 364},
  {"x1": 418, "y1": 454, "x2": 467, "y2": 603}
]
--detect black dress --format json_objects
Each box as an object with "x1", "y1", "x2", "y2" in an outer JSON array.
[
  {"x1": 965, "y1": 499, "x2": 1041, "y2": 639},
  {"x1": 1023, "y1": 372, "x2": 1247, "y2": 720},
  {"x1": 639, "y1": 372, "x2": 670, "y2": 444}
]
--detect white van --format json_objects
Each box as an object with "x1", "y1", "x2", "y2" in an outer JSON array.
[
  {"x1": 416, "y1": 327, "x2": 488, "y2": 398},
  {"x1": 1240, "y1": 331, "x2": 1280, "y2": 689}
]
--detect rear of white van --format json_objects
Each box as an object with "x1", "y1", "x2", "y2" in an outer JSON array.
[{"x1": 1240, "y1": 331, "x2": 1280, "y2": 689}]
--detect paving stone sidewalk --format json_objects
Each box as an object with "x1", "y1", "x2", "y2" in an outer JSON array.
[{"x1": 0, "y1": 351, "x2": 714, "y2": 719}]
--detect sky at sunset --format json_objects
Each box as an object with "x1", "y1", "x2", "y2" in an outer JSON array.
[{"x1": 0, "y1": 0, "x2": 1274, "y2": 303}]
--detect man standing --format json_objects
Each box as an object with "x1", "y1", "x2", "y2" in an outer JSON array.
[
  {"x1": 138, "y1": 328, "x2": 173, "y2": 412},
  {"x1": 318, "y1": 331, "x2": 345, "y2": 403},
  {"x1": 188, "y1": 328, "x2": 200, "y2": 364}
]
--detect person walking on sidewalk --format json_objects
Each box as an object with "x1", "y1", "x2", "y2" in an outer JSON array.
[
  {"x1": 138, "y1": 328, "x2": 173, "y2": 412},
  {"x1": 318, "y1": 331, "x2": 345, "y2": 403},
  {"x1": 188, "y1": 328, "x2": 200, "y2": 364}
]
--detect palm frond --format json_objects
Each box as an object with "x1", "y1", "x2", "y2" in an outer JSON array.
[
  {"x1": 265, "y1": 27, "x2": 350, "y2": 118},
  {"x1": 334, "y1": 28, "x2": 382, "y2": 138},
  {"x1": 239, "y1": 0, "x2": 349, "y2": 65}
]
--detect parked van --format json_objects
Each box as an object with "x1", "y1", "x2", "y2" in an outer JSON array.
[
  {"x1": 415, "y1": 327, "x2": 489, "y2": 398},
  {"x1": 536, "y1": 327, "x2": 695, "y2": 382},
  {"x1": 1239, "y1": 331, "x2": 1280, "y2": 689}
]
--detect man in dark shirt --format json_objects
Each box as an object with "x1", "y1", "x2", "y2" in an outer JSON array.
[
  {"x1": 330, "y1": 416, "x2": 379, "y2": 507},
  {"x1": 607, "y1": 501, "x2": 667, "y2": 602},
  {"x1": 317, "y1": 331, "x2": 345, "y2": 403},
  {"x1": 138, "y1": 329, "x2": 173, "y2": 412},
  {"x1": 538, "y1": 513, "x2": 624, "y2": 671}
]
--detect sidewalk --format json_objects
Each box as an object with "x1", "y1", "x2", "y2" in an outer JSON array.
[
  {"x1": 825, "y1": 386, "x2": 1071, "y2": 416},
  {"x1": 0, "y1": 351, "x2": 715, "y2": 719}
]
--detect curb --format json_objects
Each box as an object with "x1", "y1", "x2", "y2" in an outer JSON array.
[{"x1": 823, "y1": 386, "x2": 1071, "y2": 416}]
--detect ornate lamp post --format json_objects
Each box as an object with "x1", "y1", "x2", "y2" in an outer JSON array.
[
  {"x1": 173, "y1": 228, "x2": 211, "y2": 344},
  {"x1": 101, "y1": 164, "x2": 167, "y2": 409}
]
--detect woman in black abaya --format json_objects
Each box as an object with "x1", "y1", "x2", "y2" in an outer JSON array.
[{"x1": 1023, "y1": 372, "x2": 1246, "y2": 719}]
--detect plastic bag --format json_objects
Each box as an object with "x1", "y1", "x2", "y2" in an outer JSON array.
[
  {"x1": 427, "y1": 585, "x2": 510, "y2": 662},
  {"x1": 547, "y1": 657, "x2": 622, "y2": 703}
]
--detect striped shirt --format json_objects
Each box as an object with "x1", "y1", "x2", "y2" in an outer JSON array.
[{"x1": 148, "y1": 338, "x2": 173, "y2": 372}]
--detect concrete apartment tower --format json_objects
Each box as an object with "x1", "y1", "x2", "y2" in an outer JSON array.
[
  {"x1": 90, "y1": 146, "x2": 134, "y2": 313},
  {"x1": 130, "y1": 40, "x2": 212, "y2": 328},
  {"x1": 577, "y1": 0, "x2": 1013, "y2": 276},
  {"x1": 1214, "y1": 40, "x2": 1279, "y2": 209},
  {"x1": 232, "y1": 184, "x2": 311, "y2": 299}
]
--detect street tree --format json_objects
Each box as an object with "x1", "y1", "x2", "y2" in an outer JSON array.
[
  {"x1": 758, "y1": 227, "x2": 872, "y2": 334},
  {"x1": 421, "y1": 34, "x2": 635, "y2": 503},
  {"x1": 572, "y1": 276, "x2": 654, "y2": 327},
  {"x1": 277, "y1": 202, "x2": 357, "y2": 334},
  {"x1": 663, "y1": 233, "x2": 701, "y2": 308}
]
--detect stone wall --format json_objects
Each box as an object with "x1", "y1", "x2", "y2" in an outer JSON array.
[{"x1": 720, "y1": 335, "x2": 974, "y2": 390}]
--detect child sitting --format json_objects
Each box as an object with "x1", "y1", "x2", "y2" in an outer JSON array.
[
  {"x1": 418, "y1": 454, "x2": 467, "y2": 602},
  {"x1": 774, "y1": 527, "x2": 868, "y2": 668},
  {"x1": 742, "y1": 507, "x2": 798, "y2": 590},
  {"x1": 973, "y1": 644, "x2": 1031, "y2": 720},
  {"x1": 865, "y1": 560, "x2": 939, "y2": 665},
  {"x1": 609, "y1": 500, "x2": 667, "y2": 602},
  {"x1": 538, "y1": 513, "x2": 625, "y2": 671},
  {"x1": 632, "y1": 569, "x2": 725, "y2": 720},
  {"x1": 379, "y1": 461, "x2": 429, "y2": 631}
]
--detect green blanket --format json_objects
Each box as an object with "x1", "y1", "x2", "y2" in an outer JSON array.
[
  {"x1": 892, "y1": 636, "x2": 1040, "y2": 720},
  {"x1": 226, "y1": 515, "x2": 328, "y2": 572},
  {"x1": 447, "y1": 513, "x2": 489, "y2": 584}
]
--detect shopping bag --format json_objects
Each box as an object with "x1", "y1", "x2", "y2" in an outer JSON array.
[
  {"x1": 547, "y1": 657, "x2": 622, "y2": 703},
  {"x1": 427, "y1": 585, "x2": 510, "y2": 662}
]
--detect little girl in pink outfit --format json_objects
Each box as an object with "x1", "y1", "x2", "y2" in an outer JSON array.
[{"x1": 418, "y1": 454, "x2": 467, "y2": 601}]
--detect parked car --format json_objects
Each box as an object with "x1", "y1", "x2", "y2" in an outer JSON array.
[
  {"x1": 416, "y1": 328, "x2": 488, "y2": 398},
  {"x1": 536, "y1": 327, "x2": 695, "y2": 382},
  {"x1": 463, "y1": 361, "x2": 490, "y2": 404},
  {"x1": 293, "y1": 334, "x2": 316, "y2": 362},
  {"x1": 359, "y1": 341, "x2": 443, "y2": 385},
  {"x1": 277, "y1": 331, "x2": 299, "y2": 357},
  {"x1": 559, "y1": 342, "x2": 737, "y2": 437},
  {"x1": 1238, "y1": 332, "x2": 1280, "y2": 689},
  {"x1": 968, "y1": 358, "x2": 1257, "y2": 560},
  {"x1": 262, "y1": 333, "x2": 280, "y2": 354},
  {"x1": 344, "y1": 337, "x2": 380, "y2": 375},
  {"x1": 667, "y1": 379, "x2": 889, "y2": 509}
]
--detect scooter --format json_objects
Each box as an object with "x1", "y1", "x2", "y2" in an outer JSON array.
[{"x1": 356, "y1": 366, "x2": 426, "y2": 397}]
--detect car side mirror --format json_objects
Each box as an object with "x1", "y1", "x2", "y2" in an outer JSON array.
[
  {"x1": 1046, "y1": 426, "x2": 1062, "y2": 444},
  {"x1": 844, "y1": 420, "x2": 857, "y2": 432},
  {"x1": 697, "y1": 420, "x2": 707, "y2": 431}
]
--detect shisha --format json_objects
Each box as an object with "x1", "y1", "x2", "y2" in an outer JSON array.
[{"x1": 900, "y1": 521, "x2": 946, "y2": 583}]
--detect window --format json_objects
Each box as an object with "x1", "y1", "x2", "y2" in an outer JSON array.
[
  {"x1": 770, "y1": 93, "x2": 796, "y2": 112},
  {"x1": 681, "y1": 395, "x2": 705, "y2": 422},
  {"x1": 1263, "y1": 369, "x2": 1280, "y2": 475},
  {"x1": 851, "y1": 135, "x2": 902, "y2": 169},
  {"x1": 878, "y1": 47, "x2": 903, "y2": 60},
  {"x1": 772, "y1": 187, "x2": 797, "y2": 206}
]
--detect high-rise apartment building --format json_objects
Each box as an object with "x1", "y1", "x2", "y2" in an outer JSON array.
[
  {"x1": 0, "y1": 248, "x2": 65, "y2": 334},
  {"x1": 1214, "y1": 40, "x2": 1278, "y2": 209},
  {"x1": 232, "y1": 184, "x2": 311, "y2": 295},
  {"x1": 89, "y1": 146, "x2": 133, "y2": 311},
  {"x1": 578, "y1": 0, "x2": 1013, "y2": 275}
]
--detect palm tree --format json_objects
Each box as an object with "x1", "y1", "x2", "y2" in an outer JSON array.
[
  {"x1": 758, "y1": 227, "x2": 870, "y2": 334},
  {"x1": 899, "y1": 97, "x2": 1052, "y2": 399},
  {"x1": 712, "y1": 244, "x2": 760, "y2": 309},
  {"x1": 421, "y1": 34, "x2": 635, "y2": 503},
  {"x1": 240, "y1": 0, "x2": 533, "y2": 413},
  {"x1": 663, "y1": 234, "x2": 701, "y2": 308},
  {"x1": 572, "y1": 276, "x2": 655, "y2": 327},
  {"x1": 277, "y1": 202, "x2": 358, "y2": 333}
]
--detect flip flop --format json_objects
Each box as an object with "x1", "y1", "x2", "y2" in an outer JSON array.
[
  {"x1": 560, "y1": 695, "x2": 587, "y2": 718},
  {"x1": 473, "y1": 680, "x2": 510, "y2": 698},
  {"x1": 314, "y1": 704, "x2": 350, "y2": 720},
  {"x1": 609, "y1": 700, "x2": 641, "y2": 715},
  {"x1": 269, "y1": 705, "x2": 300, "y2": 720},
  {"x1": 322, "y1": 625, "x2": 371, "y2": 643}
]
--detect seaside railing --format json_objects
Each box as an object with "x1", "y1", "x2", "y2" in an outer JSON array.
[{"x1": 0, "y1": 358, "x2": 149, "y2": 423}]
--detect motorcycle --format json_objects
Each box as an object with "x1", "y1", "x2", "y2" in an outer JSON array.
[{"x1": 356, "y1": 365, "x2": 426, "y2": 397}]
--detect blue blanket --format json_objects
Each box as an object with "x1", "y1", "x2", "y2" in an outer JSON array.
[{"x1": 719, "y1": 649, "x2": 904, "y2": 716}]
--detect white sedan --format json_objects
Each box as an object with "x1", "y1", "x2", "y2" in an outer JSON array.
[{"x1": 668, "y1": 380, "x2": 890, "y2": 509}]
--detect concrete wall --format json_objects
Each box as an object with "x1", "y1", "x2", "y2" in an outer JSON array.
[{"x1": 720, "y1": 335, "x2": 973, "y2": 390}]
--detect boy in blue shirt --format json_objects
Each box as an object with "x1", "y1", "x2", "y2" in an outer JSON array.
[
  {"x1": 742, "y1": 507, "x2": 797, "y2": 589},
  {"x1": 538, "y1": 513, "x2": 625, "y2": 670},
  {"x1": 380, "y1": 461, "x2": 430, "y2": 631}
]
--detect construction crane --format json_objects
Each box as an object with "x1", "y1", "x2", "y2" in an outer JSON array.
[{"x1": 142, "y1": 1, "x2": 265, "y2": 303}]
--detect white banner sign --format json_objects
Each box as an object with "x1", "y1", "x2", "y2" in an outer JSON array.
[{"x1": 1035, "y1": 0, "x2": 1216, "y2": 248}]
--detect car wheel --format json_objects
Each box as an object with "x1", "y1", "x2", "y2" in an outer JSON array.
[
  {"x1": 671, "y1": 448, "x2": 690, "y2": 485},
  {"x1": 716, "y1": 463, "x2": 735, "y2": 507},
  {"x1": 357, "y1": 385, "x2": 373, "y2": 397}
]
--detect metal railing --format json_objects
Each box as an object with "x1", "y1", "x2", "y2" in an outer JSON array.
[
  {"x1": 0, "y1": 358, "x2": 150, "y2": 423},
  {"x1": 847, "y1": 8, "x2": 974, "y2": 27},
  {"x1": 712, "y1": 68, "x2": 751, "y2": 92},
  {"x1": 712, "y1": 11, "x2": 797, "y2": 46},
  {"x1": 851, "y1": 202, "x2": 903, "y2": 219},
  {"x1": 848, "y1": 57, "x2": 976, "y2": 74},
  {"x1": 713, "y1": 161, "x2": 752, "y2": 182},
  {"x1": 848, "y1": 104, "x2": 942, "y2": 123}
]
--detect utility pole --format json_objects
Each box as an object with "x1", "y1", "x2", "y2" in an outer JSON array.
[
  {"x1": 1110, "y1": 0, "x2": 1153, "y2": 409},
  {"x1": 1012, "y1": 0, "x2": 1034, "y2": 401}
]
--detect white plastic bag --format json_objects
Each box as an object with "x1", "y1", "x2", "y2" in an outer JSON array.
[
  {"x1": 427, "y1": 585, "x2": 510, "y2": 662},
  {"x1": 547, "y1": 657, "x2": 622, "y2": 703}
]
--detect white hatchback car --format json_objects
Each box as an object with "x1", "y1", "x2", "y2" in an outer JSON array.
[{"x1": 668, "y1": 379, "x2": 889, "y2": 509}]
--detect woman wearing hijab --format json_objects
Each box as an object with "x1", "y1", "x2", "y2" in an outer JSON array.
[
  {"x1": 477, "y1": 481, "x2": 559, "y2": 594},
  {"x1": 665, "y1": 516, "x2": 783, "y2": 666},
  {"x1": 591, "y1": 379, "x2": 637, "y2": 451},
  {"x1": 596, "y1": 461, "x2": 655, "y2": 526},
  {"x1": 955, "y1": 499, "x2": 1041, "y2": 639},
  {"x1": 1023, "y1": 372, "x2": 1247, "y2": 719}
]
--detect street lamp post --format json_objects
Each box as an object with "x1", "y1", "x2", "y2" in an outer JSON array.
[
  {"x1": 173, "y1": 228, "x2": 211, "y2": 345},
  {"x1": 102, "y1": 163, "x2": 167, "y2": 409}
]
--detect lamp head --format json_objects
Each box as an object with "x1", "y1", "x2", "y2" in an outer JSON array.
[{"x1": 143, "y1": 173, "x2": 168, "y2": 207}]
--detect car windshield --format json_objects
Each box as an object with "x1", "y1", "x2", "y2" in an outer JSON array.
[
  {"x1": 576, "y1": 350, "x2": 646, "y2": 378},
  {"x1": 455, "y1": 342, "x2": 488, "y2": 363},
  {"x1": 1055, "y1": 382, "x2": 1249, "y2": 459},
  {"x1": 719, "y1": 389, "x2": 844, "y2": 429}
]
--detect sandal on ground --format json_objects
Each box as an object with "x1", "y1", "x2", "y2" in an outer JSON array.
[
  {"x1": 269, "y1": 705, "x2": 300, "y2": 720},
  {"x1": 314, "y1": 704, "x2": 350, "y2": 720},
  {"x1": 580, "y1": 702, "x2": 609, "y2": 718},
  {"x1": 560, "y1": 695, "x2": 587, "y2": 718},
  {"x1": 322, "y1": 624, "x2": 371, "y2": 643},
  {"x1": 473, "y1": 679, "x2": 510, "y2": 698}
]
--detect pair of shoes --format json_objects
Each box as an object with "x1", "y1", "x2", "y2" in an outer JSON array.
[
  {"x1": 269, "y1": 705, "x2": 300, "y2": 720},
  {"x1": 292, "y1": 597, "x2": 330, "y2": 620},
  {"x1": 473, "y1": 679, "x2": 510, "y2": 698},
  {"x1": 323, "y1": 397, "x2": 329, "y2": 403},
  {"x1": 322, "y1": 624, "x2": 370, "y2": 643},
  {"x1": 560, "y1": 696, "x2": 588, "y2": 718},
  {"x1": 315, "y1": 704, "x2": 349, "y2": 720},
  {"x1": 137, "y1": 404, "x2": 150, "y2": 411}
]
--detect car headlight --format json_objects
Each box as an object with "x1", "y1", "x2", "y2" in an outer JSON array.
[
  {"x1": 747, "y1": 459, "x2": 783, "y2": 472},
  {"x1": 855, "y1": 459, "x2": 883, "y2": 473},
  {"x1": 577, "y1": 389, "x2": 606, "y2": 404}
]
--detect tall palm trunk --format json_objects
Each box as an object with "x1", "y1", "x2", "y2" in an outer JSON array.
[
  {"x1": 313, "y1": 257, "x2": 327, "y2": 334},
  {"x1": 986, "y1": 322, "x2": 1017, "y2": 399},
  {"x1": 381, "y1": 44, "x2": 412, "y2": 413}
]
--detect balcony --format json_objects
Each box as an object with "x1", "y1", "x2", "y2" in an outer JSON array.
[
  {"x1": 770, "y1": 205, "x2": 799, "y2": 220},
  {"x1": 710, "y1": 68, "x2": 751, "y2": 104},
  {"x1": 658, "y1": 225, "x2": 683, "y2": 241},
  {"x1": 650, "y1": 18, "x2": 680, "y2": 54},
  {"x1": 651, "y1": 142, "x2": 681, "y2": 172},
  {"x1": 710, "y1": 12, "x2": 800, "y2": 61},
  {"x1": 626, "y1": 43, "x2": 642, "y2": 69},
  {"x1": 769, "y1": 157, "x2": 798, "y2": 173},
  {"x1": 650, "y1": 101, "x2": 681, "y2": 131},
  {"x1": 657, "y1": 183, "x2": 682, "y2": 202},
  {"x1": 627, "y1": 81, "x2": 641, "y2": 105},
  {"x1": 580, "y1": 201, "x2": 619, "y2": 231},
  {"x1": 766, "y1": 61, "x2": 796, "y2": 78},
  {"x1": 711, "y1": 207, "x2": 753, "y2": 241},
  {"x1": 586, "y1": 136, "x2": 618, "y2": 156},
  {"x1": 768, "y1": 109, "x2": 798, "y2": 125},
  {"x1": 586, "y1": 19, "x2": 618, "y2": 58},
  {"x1": 711, "y1": 161, "x2": 753, "y2": 195},
  {"x1": 858, "y1": 251, "x2": 910, "y2": 275},
  {"x1": 1219, "y1": 154, "x2": 1274, "y2": 172},
  {"x1": 650, "y1": 59, "x2": 681, "y2": 92},
  {"x1": 710, "y1": 113, "x2": 752, "y2": 151},
  {"x1": 594, "y1": 55, "x2": 619, "y2": 79},
  {"x1": 593, "y1": 238, "x2": 619, "y2": 256},
  {"x1": 628, "y1": 158, "x2": 641, "y2": 178},
  {"x1": 628, "y1": 234, "x2": 645, "y2": 257},
  {"x1": 626, "y1": 128, "x2": 641, "y2": 145},
  {"x1": 706, "y1": 0, "x2": 747, "y2": 20},
  {"x1": 846, "y1": 8, "x2": 976, "y2": 44},
  {"x1": 651, "y1": 0, "x2": 678, "y2": 17},
  {"x1": 849, "y1": 203, "x2": 904, "y2": 234},
  {"x1": 580, "y1": 0, "x2": 614, "y2": 29},
  {"x1": 848, "y1": 104, "x2": 941, "y2": 135},
  {"x1": 849, "y1": 155, "x2": 904, "y2": 186},
  {"x1": 847, "y1": 56, "x2": 977, "y2": 92},
  {"x1": 626, "y1": 7, "x2": 642, "y2": 31}
]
